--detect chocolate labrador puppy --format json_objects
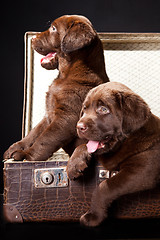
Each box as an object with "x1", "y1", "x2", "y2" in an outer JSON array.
[
  {"x1": 67, "y1": 82, "x2": 160, "y2": 227},
  {"x1": 4, "y1": 15, "x2": 109, "y2": 161}
]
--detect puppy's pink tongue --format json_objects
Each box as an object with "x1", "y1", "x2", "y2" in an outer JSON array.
[
  {"x1": 41, "y1": 52, "x2": 56, "y2": 63},
  {"x1": 86, "y1": 140, "x2": 99, "y2": 153}
]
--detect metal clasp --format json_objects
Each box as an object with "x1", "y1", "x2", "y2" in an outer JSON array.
[
  {"x1": 34, "y1": 167, "x2": 68, "y2": 188},
  {"x1": 99, "y1": 169, "x2": 118, "y2": 179}
]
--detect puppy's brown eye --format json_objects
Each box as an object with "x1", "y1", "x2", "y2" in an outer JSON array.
[
  {"x1": 52, "y1": 25, "x2": 57, "y2": 31},
  {"x1": 83, "y1": 105, "x2": 87, "y2": 110},
  {"x1": 96, "y1": 106, "x2": 110, "y2": 115}
]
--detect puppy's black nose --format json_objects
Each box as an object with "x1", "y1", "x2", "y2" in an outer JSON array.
[{"x1": 77, "y1": 122, "x2": 87, "y2": 132}]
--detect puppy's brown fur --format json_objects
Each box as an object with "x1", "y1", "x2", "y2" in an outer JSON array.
[
  {"x1": 4, "y1": 15, "x2": 109, "y2": 161},
  {"x1": 67, "y1": 82, "x2": 160, "y2": 227}
]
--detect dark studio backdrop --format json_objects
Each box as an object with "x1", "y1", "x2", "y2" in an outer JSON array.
[{"x1": 1, "y1": 0, "x2": 160, "y2": 238}]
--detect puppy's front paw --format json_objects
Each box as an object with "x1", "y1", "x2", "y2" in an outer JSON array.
[
  {"x1": 3, "y1": 142, "x2": 25, "y2": 159},
  {"x1": 10, "y1": 149, "x2": 36, "y2": 161},
  {"x1": 11, "y1": 150, "x2": 26, "y2": 161},
  {"x1": 80, "y1": 211, "x2": 103, "y2": 227},
  {"x1": 67, "y1": 160, "x2": 88, "y2": 180},
  {"x1": 11, "y1": 150, "x2": 33, "y2": 161},
  {"x1": 67, "y1": 144, "x2": 91, "y2": 180}
]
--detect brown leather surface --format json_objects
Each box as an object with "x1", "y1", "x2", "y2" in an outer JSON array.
[
  {"x1": 3, "y1": 161, "x2": 94, "y2": 222},
  {"x1": 109, "y1": 187, "x2": 160, "y2": 219},
  {"x1": 3, "y1": 161, "x2": 160, "y2": 222}
]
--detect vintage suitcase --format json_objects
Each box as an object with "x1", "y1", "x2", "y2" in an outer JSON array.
[{"x1": 3, "y1": 32, "x2": 160, "y2": 222}]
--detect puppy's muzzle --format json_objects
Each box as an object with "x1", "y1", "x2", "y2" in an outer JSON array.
[{"x1": 77, "y1": 122, "x2": 88, "y2": 133}]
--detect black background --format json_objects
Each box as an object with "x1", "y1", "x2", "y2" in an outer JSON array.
[{"x1": 1, "y1": 0, "x2": 160, "y2": 239}]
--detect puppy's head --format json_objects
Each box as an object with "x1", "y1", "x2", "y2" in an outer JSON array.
[
  {"x1": 77, "y1": 82, "x2": 151, "y2": 154},
  {"x1": 31, "y1": 15, "x2": 96, "y2": 70}
]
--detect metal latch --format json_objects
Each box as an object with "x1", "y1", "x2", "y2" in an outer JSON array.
[
  {"x1": 34, "y1": 167, "x2": 68, "y2": 188},
  {"x1": 99, "y1": 169, "x2": 118, "y2": 179}
]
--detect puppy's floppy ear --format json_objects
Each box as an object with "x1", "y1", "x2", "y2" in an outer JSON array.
[
  {"x1": 119, "y1": 91, "x2": 151, "y2": 134},
  {"x1": 61, "y1": 21, "x2": 96, "y2": 53}
]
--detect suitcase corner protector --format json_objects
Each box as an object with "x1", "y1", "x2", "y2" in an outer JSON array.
[{"x1": 3, "y1": 204, "x2": 23, "y2": 223}]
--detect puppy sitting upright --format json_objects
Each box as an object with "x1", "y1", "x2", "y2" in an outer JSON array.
[
  {"x1": 4, "y1": 15, "x2": 109, "y2": 161},
  {"x1": 67, "y1": 82, "x2": 160, "y2": 227}
]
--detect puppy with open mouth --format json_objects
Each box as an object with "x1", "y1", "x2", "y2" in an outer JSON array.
[
  {"x1": 67, "y1": 82, "x2": 160, "y2": 227},
  {"x1": 4, "y1": 15, "x2": 109, "y2": 161}
]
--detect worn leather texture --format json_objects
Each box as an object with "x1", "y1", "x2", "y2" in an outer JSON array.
[
  {"x1": 3, "y1": 160, "x2": 95, "y2": 222},
  {"x1": 3, "y1": 160, "x2": 160, "y2": 222}
]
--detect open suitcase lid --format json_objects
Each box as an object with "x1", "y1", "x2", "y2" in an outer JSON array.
[{"x1": 22, "y1": 32, "x2": 160, "y2": 161}]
